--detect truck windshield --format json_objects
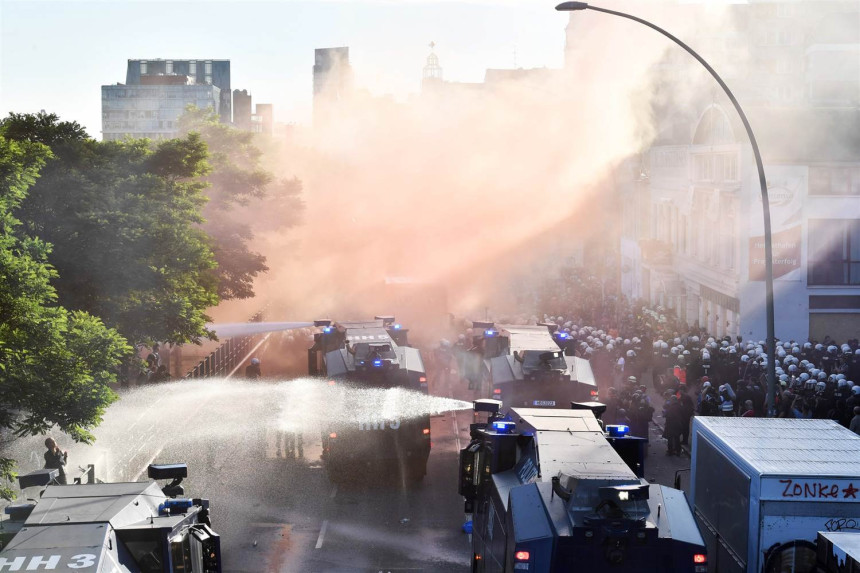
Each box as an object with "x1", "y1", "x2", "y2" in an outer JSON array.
[{"x1": 521, "y1": 350, "x2": 566, "y2": 372}]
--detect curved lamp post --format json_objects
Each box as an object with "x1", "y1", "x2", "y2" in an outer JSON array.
[{"x1": 557, "y1": 1, "x2": 777, "y2": 414}]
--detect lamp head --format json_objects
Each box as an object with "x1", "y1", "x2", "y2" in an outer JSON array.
[{"x1": 556, "y1": 2, "x2": 589, "y2": 11}]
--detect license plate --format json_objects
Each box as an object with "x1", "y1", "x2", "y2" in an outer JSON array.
[{"x1": 533, "y1": 400, "x2": 556, "y2": 407}]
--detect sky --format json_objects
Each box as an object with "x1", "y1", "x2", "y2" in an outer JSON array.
[{"x1": 0, "y1": 0, "x2": 569, "y2": 136}]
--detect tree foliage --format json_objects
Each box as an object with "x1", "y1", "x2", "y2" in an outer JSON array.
[
  {"x1": 0, "y1": 134, "x2": 129, "y2": 500},
  {"x1": 178, "y1": 108, "x2": 303, "y2": 300},
  {"x1": 0, "y1": 112, "x2": 219, "y2": 345}
]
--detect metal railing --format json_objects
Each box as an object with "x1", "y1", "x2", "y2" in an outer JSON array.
[
  {"x1": 185, "y1": 334, "x2": 262, "y2": 379},
  {"x1": 184, "y1": 310, "x2": 266, "y2": 379}
]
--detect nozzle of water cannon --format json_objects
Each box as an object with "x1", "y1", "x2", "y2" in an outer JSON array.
[
  {"x1": 473, "y1": 399, "x2": 502, "y2": 415},
  {"x1": 313, "y1": 319, "x2": 333, "y2": 327}
]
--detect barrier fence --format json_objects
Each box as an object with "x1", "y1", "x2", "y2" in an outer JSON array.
[{"x1": 184, "y1": 310, "x2": 265, "y2": 379}]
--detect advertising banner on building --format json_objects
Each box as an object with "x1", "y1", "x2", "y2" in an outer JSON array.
[
  {"x1": 749, "y1": 225, "x2": 801, "y2": 281},
  {"x1": 748, "y1": 165, "x2": 806, "y2": 282}
]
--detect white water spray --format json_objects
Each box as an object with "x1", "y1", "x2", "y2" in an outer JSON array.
[{"x1": 2, "y1": 378, "x2": 472, "y2": 489}]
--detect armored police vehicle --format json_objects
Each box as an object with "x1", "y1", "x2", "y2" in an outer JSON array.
[
  {"x1": 309, "y1": 317, "x2": 431, "y2": 482},
  {"x1": 0, "y1": 463, "x2": 220, "y2": 572},
  {"x1": 459, "y1": 401, "x2": 707, "y2": 572},
  {"x1": 483, "y1": 324, "x2": 598, "y2": 409},
  {"x1": 460, "y1": 321, "x2": 511, "y2": 391}
]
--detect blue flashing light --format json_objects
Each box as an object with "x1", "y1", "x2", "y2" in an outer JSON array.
[
  {"x1": 393, "y1": 323, "x2": 402, "y2": 330},
  {"x1": 323, "y1": 326, "x2": 334, "y2": 334},
  {"x1": 358, "y1": 360, "x2": 365, "y2": 366},
  {"x1": 491, "y1": 421, "x2": 515, "y2": 434},
  {"x1": 485, "y1": 329, "x2": 497, "y2": 337},
  {"x1": 606, "y1": 424, "x2": 630, "y2": 437},
  {"x1": 557, "y1": 332, "x2": 569, "y2": 339},
  {"x1": 372, "y1": 359, "x2": 384, "y2": 368},
  {"x1": 158, "y1": 498, "x2": 193, "y2": 515}
]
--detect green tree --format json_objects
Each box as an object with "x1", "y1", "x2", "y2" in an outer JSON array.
[
  {"x1": 0, "y1": 135, "x2": 129, "y2": 500},
  {"x1": 178, "y1": 108, "x2": 303, "y2": 299},
  {"x1": 0, "y1": 112, "x2": 219, "y2": 346}
]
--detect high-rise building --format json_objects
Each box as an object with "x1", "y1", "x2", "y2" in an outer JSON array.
[
  {"x1": 255, "y1": 103, "x2": 274, "y2": 136},
  {"x1": 102, "y1": 79, "x2": 220, "y2": 141},
  {"x1": 233, "y1": 89, "x2": 253, "y2": 131},
  {"x1": 313, "y1": 47, "x2": 353, "y2": 125},
  {"x1": 126, "y1": 59, "x2": 231, "y2": 123}
]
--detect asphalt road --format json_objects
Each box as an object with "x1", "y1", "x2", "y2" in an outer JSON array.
[
  {"x1": 156, "y1": 343, "x2": 474, "y2": 572},
  {"x1": 151, "y1": 336, "x2": 690, "y2": 572}
]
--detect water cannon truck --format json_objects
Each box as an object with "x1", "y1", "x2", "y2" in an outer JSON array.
[
  {"x1": 0, "y1": 463, "x2": 220, "y2": 572},
  {"x1": 309, "y1": 316, "x2": 431, "y2": 482},
  {"x1": 459, "y1": 400, "x2": 707, "y2": 572},
  {"x1": 477, "y1": 323, "x2": 598, "y2": 410}
]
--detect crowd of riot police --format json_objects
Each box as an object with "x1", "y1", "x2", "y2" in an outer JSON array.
[{"x1": 539, "y1": 313, "x2": 860, "y2": 429}]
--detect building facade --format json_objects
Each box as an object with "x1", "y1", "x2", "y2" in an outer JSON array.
[
  {"x1": 313, "y1": 47, "x2": 353, "y2": 125},
  {"x1": 613, "y1": 0, "x2": 859, "y2": 343},
  {"x1": 233, "y1": 89, "x2": 253, "y2": 131},
  {"x1": 126, "y1": 59, "x2": 231, "y2": 123},
  {"x1": 102, "y1": 82, "x2": 220, "y2": 141}
]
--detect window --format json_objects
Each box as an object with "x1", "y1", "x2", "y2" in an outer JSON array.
[
  {"x1": 204, "y1": 61, "x2": 212, "y2": 74},
  {"x1": 724, "y1": 154, "x2": 738, "y2": 181},
  {"x1": 140, "y1": 61, "x2": 147, "y2": 74},
  {"x1": 695, "y1": 155, "x2": 715, "y2": 181},
  {"x1": 777, "y1": 4, "x2": 794, "y2": 18},
  {"x1": 810, "y1": 167, "x2": 860, "y2": 196},
  {"x1": 809, "y1": 219, "x2": 860, "y2": 285},
  {"x1": 166, "y1": 60, "x2": 173, "y2": 74},
  {"x1": 189, "y1": 61, "x2": 197, "y2": 75}
]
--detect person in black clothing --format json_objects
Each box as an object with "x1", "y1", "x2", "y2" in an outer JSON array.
[
  {"x1": 664, "y1": 396, "x2": 684, "y2": 456},
  {"x1": 44, "y1": 437, "x2": 67, "y2": 485},
  {"x1": 245, "y1": 357, "x2": 262, "y2": 379},
  {"x1": 678, "y1": 386, "x2": 695, "y2": 446}
]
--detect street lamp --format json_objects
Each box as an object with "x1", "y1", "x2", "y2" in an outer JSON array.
[{"x1": 557, "y1": 2, "x2": 778, "y2": 414}]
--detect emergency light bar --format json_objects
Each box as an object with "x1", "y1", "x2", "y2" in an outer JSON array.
[
  {"x1": 372, "y1": 359, "x2": 383, "y2": 367},
  {"x1": 323, "y1": 326, "x2": 334, "y2": 334},
  {"x1": 485, "y1": 329, "x2": 497, "y2": 337},
  {"x1": 158, "y1": 498, "x2": 194, "y2": 515},
  {"x1": 606, "y1": 424, "x2": 630, "y2": 437},
  {"x1": 491, "y1": 421, "x2": 516, "y2": 434}
]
